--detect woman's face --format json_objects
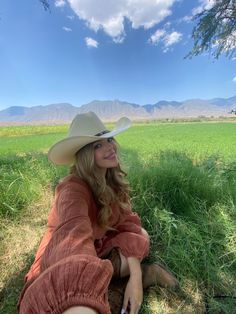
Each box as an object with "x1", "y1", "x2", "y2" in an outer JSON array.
[{"x1": 93, "y1": 138, "x2": 118, "y2": 169}]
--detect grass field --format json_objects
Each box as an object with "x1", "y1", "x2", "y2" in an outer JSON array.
[{"x1": 0, "y1": 121, "x2": 236, "y2": 313}]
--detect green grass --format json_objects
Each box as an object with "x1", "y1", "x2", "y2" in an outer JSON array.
[
  {"x1": 0, "y1": 121, "x2": 236, "y2": 313},
  {"x1": 128, "y1": 154, "x2": 236, "y2": 313},
  {"x1": 2, "y1": 122, "x2": 236, "y2": 160},
  {"x1": 0, "y1": 124, "x2": 68, "y2": 137},
  {"x1": 120, "y1": 122, "x2": 236, "y2": 162},
  {"x1": 0, "y1": 133, "x2": 66, "y2": 156},
  {"x1": 0, "y1": 153, "x2": 66, "y2": 217}
]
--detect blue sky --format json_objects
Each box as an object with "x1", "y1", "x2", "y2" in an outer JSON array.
[{"x1": 0, "y1": 0, "x2": 235, "y2": 110}]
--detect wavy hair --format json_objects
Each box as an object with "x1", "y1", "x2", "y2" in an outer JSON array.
[{"x1": 70, "y1": 140, "x2": 130, "y2": 229}]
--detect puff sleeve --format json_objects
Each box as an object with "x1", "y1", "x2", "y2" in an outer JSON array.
[
  {"x1": 100, "y1": 205, "x2": 150, "y2": 261},
  {"x1": 18, "y1": 180, "x2": 113, "y2": 314}
]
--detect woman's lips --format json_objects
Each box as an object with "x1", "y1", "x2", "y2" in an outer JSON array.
[{"x1": 105, "y1": 152, "x2": 116, "y2": 160}]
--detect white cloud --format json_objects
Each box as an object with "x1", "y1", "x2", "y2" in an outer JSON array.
[
  {"x1": 67, "y1": 0, "x2": 177, "y2": 40},
  {"x1": 113, "y1": 35, "x2": 125, "y2": 44},
  {"x1": 85, "y1": 37, "x2": 99, "y2": 48},
  {"x1": 164, "y1": 31, "x2": 182, "y2": 47},
  {"x1": 67, "y1": 15, "x2": 75, "y2": 20},
  {"x1": 192, "y1": 0, "x2": 216, "y2": 15},
  {"x1": 149, "y1": 29, "x2": 182, "y2": 52},
  {"x1": 203, "y1": 0, "x2": 216, "y2": 10},
  {"x1": 63, "y1": 27, "x2": 72, "y2": 32},
  {"x1": 180, "y1": 0, "x2": 215, "y2": 24},
  {"x1": 149, "y1": 29, "x2": 166, "y2": 45},
  {"x1": 233, "y1": 76, "x2": 236, "y2": 83},
  {"x1": 55, "y1": 0, "x2": 66, "y2": 7},
  {"x1": 181, "y1": 15, "x2": 193, "y2": 23}
]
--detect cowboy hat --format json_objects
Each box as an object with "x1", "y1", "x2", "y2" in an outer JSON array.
[{"x1": 48, "y1": 111, "x2": 131, "y2": 165}]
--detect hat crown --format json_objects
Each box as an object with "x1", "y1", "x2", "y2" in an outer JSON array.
[{"x1": 68, "y1": 111, "x2": 107, "y2": 137}]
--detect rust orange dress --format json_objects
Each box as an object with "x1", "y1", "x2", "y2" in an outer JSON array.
[{"x1": 18, "y1": 174, "x2": 150, "y2": 314}]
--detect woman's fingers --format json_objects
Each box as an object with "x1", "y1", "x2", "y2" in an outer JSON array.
[
  {"x1": 121, "y1": 294, "x2": 129, "y2": 313},
  {"x1": 129, "y1": 298, "x2": 141, "y2": 314},
  {"x1": 122, "y1": 271, "x2": 143, "y2": 314},
  {"x1": 121, "y1": 297, "x2": 141, "y2": 314}
]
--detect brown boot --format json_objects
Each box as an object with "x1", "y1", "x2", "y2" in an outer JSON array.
[
  {"x1": 108, "y1": 277, "x2": 128, "y2": 314},
  {"x1": 106, "y1": 248, "x2": 121, "y2": 278},
  {"x1": 142, "y1": 263, "x2": 179, "y2": 289},
  {"x1": 106, "y1": 249, "x2": 128, "y2": 313}
]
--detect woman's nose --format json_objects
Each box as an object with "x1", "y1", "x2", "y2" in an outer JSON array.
[{"x1": 105, "y1": 141, "x2": 114, "y2": 150}]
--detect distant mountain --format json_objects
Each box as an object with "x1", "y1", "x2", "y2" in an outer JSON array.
[
  {"x1": 0, "y1": 103, "x2": 79, "y2": 123},
  {"x1": 77, "y1": 100, "x2": 149, "y2": 120},
  {"x1": 0, "y1": 96, "x2": 236, "y2": 124},
  {"x1": 143, "y1": 100, "x2": 182, "y2": 114},
  {"x1": 209, "y1": 95, "x2": 236, "y2": 107}
]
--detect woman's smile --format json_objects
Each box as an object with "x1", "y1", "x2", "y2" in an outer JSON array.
[
  {"x1": 93, "y1": 138, "x2": 119, "y2": 169},
  {"x1": 104, "y1": 152, "x2": 116, "y2": 160}
]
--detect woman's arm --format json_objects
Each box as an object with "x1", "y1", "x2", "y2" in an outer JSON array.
[
  {"x1": 122, "y1": 257, "x2": 143, "y2": 314},
  {"x1": 25, "y1": 181, "x2": 113, "y2": 314}
]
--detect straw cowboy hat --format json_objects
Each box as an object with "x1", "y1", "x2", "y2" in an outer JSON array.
[{"x1": 48, "y1": 111, "x2": 131, "y2": 165}]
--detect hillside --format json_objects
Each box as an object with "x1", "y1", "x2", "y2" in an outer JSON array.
[{"x1": 0, "y1": 96, "x2": 236, "y2": 124}]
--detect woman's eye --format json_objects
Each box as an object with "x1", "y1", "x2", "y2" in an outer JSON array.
[
  {"x1": 94, "y1": 143, "x2": 102, "y2": 149},
  {"x1": 107, "y1": 137, "x2": 114, "y2": 143}
]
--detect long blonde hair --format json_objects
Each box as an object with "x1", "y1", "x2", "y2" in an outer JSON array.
[{"x1": 71, "y1": 140, "x2": 130, "y2": 229}]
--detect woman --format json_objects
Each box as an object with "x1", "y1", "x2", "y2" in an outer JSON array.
[{"x1": 18, "y1": 111, "x2": 178, "y2": 314}]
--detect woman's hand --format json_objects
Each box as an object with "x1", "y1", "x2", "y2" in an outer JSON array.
[{"x1": 121, "y1": 257, "x2": 143, "y2": 314}]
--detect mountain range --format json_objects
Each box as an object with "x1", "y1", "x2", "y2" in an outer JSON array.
[{"x1": 1, "y1": 96, "x2": 236, "y2": 124}]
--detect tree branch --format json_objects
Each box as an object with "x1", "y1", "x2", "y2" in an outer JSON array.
[
  {"x1": 39, "y1": 0, "x2": 50, "y2": 11},
  {"x1": 186, "y1": 0, "x2": 236, "y2": 59}
]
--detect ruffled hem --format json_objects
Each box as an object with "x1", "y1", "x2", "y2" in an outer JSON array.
[{"x1": 18, "y1": 254, "x2": 113, "y2": 314}]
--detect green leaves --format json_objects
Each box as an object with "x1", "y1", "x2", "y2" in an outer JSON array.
[{"x1": 187, "y1": 0, "x2": 236, "y2": 59}]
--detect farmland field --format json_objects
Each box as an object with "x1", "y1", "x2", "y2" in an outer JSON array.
[
  {"x1": 0, "y1": 121, "x2": 236, "y2": 313},
  {"x1": 1, "y1": 122, "x2": 236, "y2": 160}
]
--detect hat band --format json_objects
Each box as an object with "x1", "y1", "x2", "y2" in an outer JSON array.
[{"x1": 95, "y1": 130, "x2": 110, "y2": 136}]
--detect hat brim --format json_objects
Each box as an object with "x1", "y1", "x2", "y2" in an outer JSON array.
[{"x1": 48, "y1": 117, "x2": 131, "y2": 165}]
